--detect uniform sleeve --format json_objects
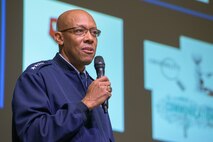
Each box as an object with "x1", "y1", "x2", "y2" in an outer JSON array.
[{"x1": 12, "y1": 72, "x2": 89, "y2": 142}]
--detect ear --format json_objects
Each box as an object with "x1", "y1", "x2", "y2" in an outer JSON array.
[{"x1": 54, "y1": 32, "x2": 64, "y2": 46}]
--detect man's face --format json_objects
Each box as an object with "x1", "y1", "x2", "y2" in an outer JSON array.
[{"x1": 58, "y1": 11, "x2": 98, "y2": 71}]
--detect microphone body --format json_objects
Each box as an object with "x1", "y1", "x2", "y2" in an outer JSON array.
[{"x1": 94, "y1": 56, "x2": 108, "y2": 113}]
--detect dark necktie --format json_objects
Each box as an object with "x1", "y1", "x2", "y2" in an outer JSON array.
[{"x1": 80, "y1": 73, "x2": 87, "y2": 89}]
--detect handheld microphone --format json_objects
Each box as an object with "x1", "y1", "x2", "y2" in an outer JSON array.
[{"x1": 94, "y1": 56, "x2": 108, "y2": 113}]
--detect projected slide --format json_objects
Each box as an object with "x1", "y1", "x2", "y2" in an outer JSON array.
[
  {"x1": 144, "y1": 36, "x2": 213, "y2": 142},
  {"x1": 143, "y1": 0, "x2": 213, "y2": 21},
  {"x1": 23, "y1": 0, "x2": 124, "y2": 132},
  {"x1": 0, "y1": 0, "x2": 6, "y2": 109},
  {"x1": 196, "y1": 0, "x2": 209, "y2": 3}
]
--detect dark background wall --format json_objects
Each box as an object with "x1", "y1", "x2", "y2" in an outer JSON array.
[{"x1": 1, "y1": 0, "x2": 213, "y2": 141}]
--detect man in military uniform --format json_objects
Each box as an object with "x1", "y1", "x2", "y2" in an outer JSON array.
[{"x1": 12, "y1": 9, "x2": 114, "y2": 142}]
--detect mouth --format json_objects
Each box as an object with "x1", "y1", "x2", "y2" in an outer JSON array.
[{"x1": 82, "y1": 47, "x2": 94, "y2": 54}]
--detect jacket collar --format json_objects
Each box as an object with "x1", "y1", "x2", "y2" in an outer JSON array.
[{"x1": 53, "y1": 53, "x2": 77, "y2": 73}]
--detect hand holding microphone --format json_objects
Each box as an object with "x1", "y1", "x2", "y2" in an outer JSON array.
[
  {"x1": 82, "y1": 56, "x2": 112, "y2": 112},
  {"x1": 94, "y1": 56, "x2": 111, "y2": 113}
]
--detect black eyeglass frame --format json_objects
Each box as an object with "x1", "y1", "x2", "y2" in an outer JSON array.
[{"x1": 59, "y1": 26, "x2": 101, "y2": 37}]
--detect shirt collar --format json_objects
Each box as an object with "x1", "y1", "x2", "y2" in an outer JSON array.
[{"x1": 59, "y1": 53, "x2": 86, "y2": 75}]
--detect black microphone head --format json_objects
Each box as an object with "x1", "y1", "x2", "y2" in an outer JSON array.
[
  {"x1": 94, "y1": 56, "x2": 105, "y2": 78},
  {"x1": 94, "y1": 56, "x2": 105, "y2": 69}
]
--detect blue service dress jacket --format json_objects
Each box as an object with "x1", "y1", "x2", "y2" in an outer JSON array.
[{"x1": 12, "y1": 53, "x2": 114, "y2": 142}]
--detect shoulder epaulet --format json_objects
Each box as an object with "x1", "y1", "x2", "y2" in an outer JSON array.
[{"x1": 26, "y1": 60, "x2": 52, "y2": 73}]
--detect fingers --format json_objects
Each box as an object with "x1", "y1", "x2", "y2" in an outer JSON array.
[
  {"x1": 98, "y1": 82, "x2": 111, "y2": 88},
  {"x1": 98, "y1": 80, "x2": 112, "y2": 93},
  {"x1": 82, "y1": 76, "x2": 112, "y2": 110},
  {"x1": 107, "y1": 85, "x2": 112, "y2": 93},
  {"x1": 98, "y1": 76, "x2": 111, "y2": 84},
  {"x1": 96, "y1": 76, "x2": 111, "y2": 91},
  {"x1": 96, "y1": 76, "x2": 109, "y2": 82},
  {"x1": 82, "y1": 90, "x2": 110, "y2": 110},
  {"x1": 97, "y1": 76, "x2": 112, "y2": 94}
]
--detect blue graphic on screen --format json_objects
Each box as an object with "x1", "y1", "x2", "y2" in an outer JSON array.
[
  {"x1": 196, "y1": 0, "x2": 209, "y2": 3},
  {"x1": 0, "y1": 0, "x2": 6, "y2": 109},
  {"x1": 23, "y1": 0, "x2": 124, "y2": 132},
  {"x1": 143, "y1": 0, "x2": 213, "y2": 21},
  {"x1": 144, "y1": 36, "x2": 213, "y2": 142}
]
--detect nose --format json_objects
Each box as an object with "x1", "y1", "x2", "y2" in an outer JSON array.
[
  {"x1": 85, "y1": 29, "x2": 94, "y2": 38},
  {"x1": 83, "y1": 30, "x2": 95, "y2": 44}
]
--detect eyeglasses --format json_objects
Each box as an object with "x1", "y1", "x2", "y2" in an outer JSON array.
[{"x1": 60, "y1": 26, "x2": 101, "y2": 37}]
